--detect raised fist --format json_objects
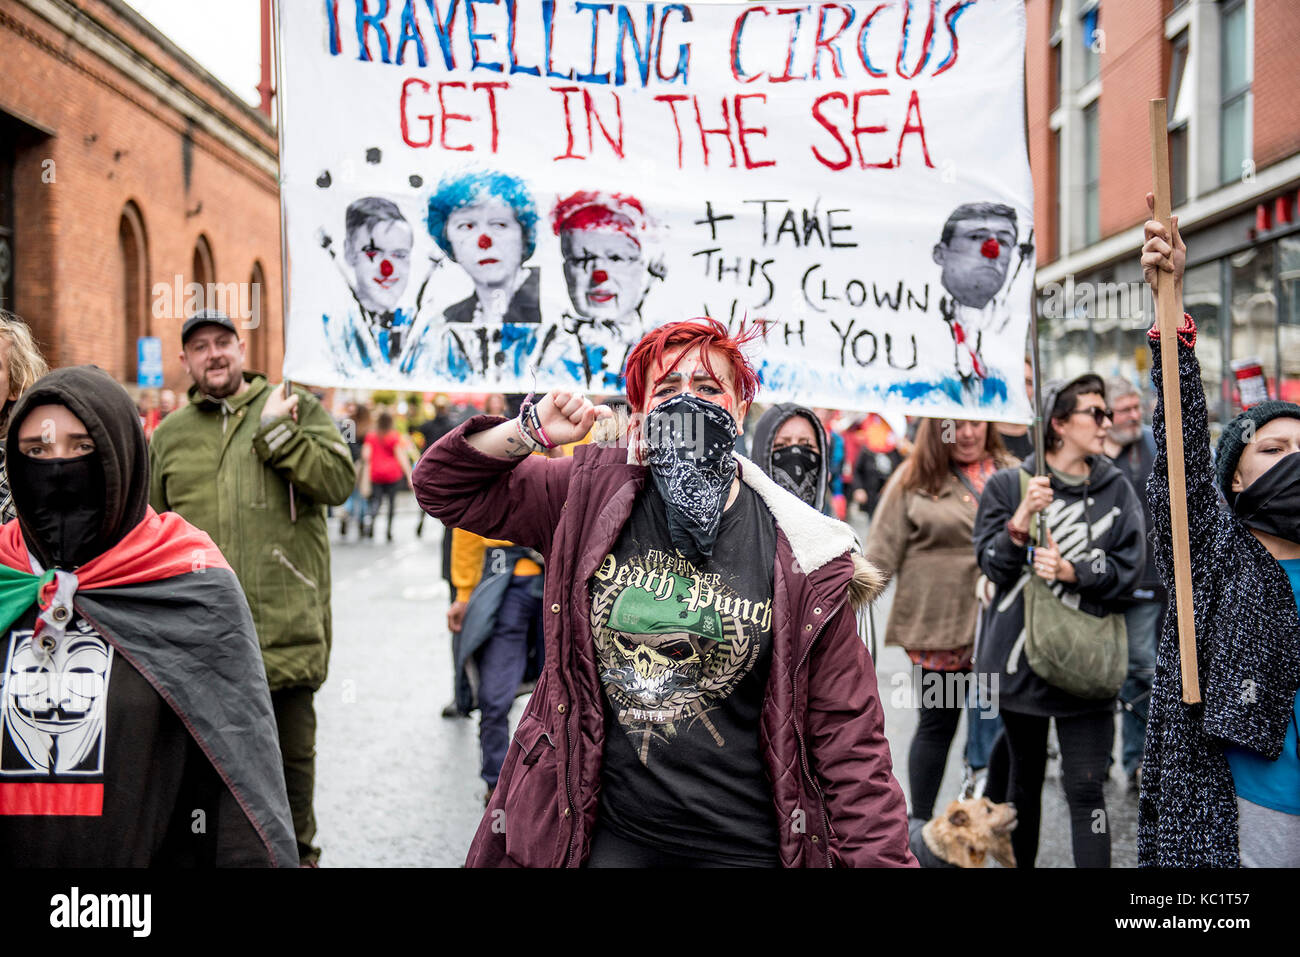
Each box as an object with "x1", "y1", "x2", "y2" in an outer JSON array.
[{"x1": 526, "y1": 391, "x2": 612, "y2": 448}]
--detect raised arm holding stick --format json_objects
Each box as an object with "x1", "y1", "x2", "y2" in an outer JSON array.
[{"x1": 1138, "y1": 194, "x2": 1300, "y2": 868}]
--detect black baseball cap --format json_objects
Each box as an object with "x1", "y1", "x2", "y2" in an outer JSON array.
[{"x1": 181, "y1": 310, "x2": 239, "y2": 345}]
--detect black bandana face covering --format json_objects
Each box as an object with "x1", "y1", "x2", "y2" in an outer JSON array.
[
  {"x1": 10, "y1": 454, "x2": 108, "y2": 569},
  {"x1": 771, "y1": 443, "x2": 821, "y2": 506},
  {"x1": 642, "y1": 392, "x2": 738, "y2": 564},
  {"x1": 1232, "y1": 451, "x2": 1300, "y2": 544}
]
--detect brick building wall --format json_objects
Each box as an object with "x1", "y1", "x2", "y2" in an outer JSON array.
[
  {"x1": 1252, "y1": 0, "x2": 1300, "y2": 170},
  {"x1": 1027, "y1": 0, "x2": 1300, "y2": 270},
  {"x1": 1095, "y1": 0, "x2": 1165, "y2": 239},
  {"x1": 0, "y1": 0, "x2": 282, "y2": 392}
]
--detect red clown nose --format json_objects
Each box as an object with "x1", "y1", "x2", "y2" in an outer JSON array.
[
  {"x1": 980, "y1": 238, "x2": 1001, "y2": 259},
  {"x1": 477, "y1": 234, "x2": 492, "y2": 250},
  {"x1": 380, "y1": 259, "x2": 393, "y2": 277}
]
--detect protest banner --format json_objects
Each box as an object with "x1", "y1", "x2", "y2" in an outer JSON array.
[{"x1": 278, "y1": 0, "x2": 1035, "y2": 419}]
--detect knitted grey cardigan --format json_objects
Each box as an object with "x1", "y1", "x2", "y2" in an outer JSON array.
[{"x1": 1139, "y1": 319, "x2": 1300, "y2": 866}]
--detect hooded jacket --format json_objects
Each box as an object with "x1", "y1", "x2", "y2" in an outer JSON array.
[
  {"x1": 972, "y1": 451, "x2": 1146, "y2": 717},
  {"x1": 149, "y1": 374, "x2": 354, "y2": 690},
  {"x1": 414, "y1": 416, "x2": 915, "y2": 868},
  {"x1": 1138, "y1": 320, "x2": 1300, "y2": 866},
  {"x1": 750, "y1": 404, "x2": 830, "y2": 513},
  {"x1": 0, "y1": 367, "x2": 297, "y2": 866}
]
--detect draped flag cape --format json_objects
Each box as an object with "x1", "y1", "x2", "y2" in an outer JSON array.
[{"x1": 0, "y1": 508, "x2": 298, "y2": 867}]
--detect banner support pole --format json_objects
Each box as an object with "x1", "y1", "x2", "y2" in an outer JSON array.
[
  {"x1": 271, "y1": 0, "x2": 297, "y2": 523},
  {"x1": 1029, "y1": 274, "x2": 1047, "y2": 547}
]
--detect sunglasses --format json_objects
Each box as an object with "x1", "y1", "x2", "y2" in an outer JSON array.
[{"x1": 1068, "y1": 407, "x2": 1115, "y2": 426}]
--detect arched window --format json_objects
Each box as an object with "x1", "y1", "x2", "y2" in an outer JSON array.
[
  {"x1": 249, "y1": 261, "x2": 268, "y2": 372},
  {"x1": 191, "y1": 234, "x2": 215, "y2": 313},
  {"x1": 118, "y1": 201, "x2": 149, "y2": 381}
]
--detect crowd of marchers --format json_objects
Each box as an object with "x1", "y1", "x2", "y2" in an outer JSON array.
[{"x1": 0, "y1": 192, "x2": 1293, "y2": 868}]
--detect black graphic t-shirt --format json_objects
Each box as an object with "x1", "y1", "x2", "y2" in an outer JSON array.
[
  {"x1": 589, "y1": 479, "x2": 780, "y2": 866},
  {"x1": 0, "y1": 607, "x2": 264, "y2": 866}
]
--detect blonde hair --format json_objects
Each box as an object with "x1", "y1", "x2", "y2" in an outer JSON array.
[{"x1": 0, "y1": 310, "x2": 50, "y2": 431}]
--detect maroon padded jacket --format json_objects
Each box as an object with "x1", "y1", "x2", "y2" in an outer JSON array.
[{"x1": 414, "y1": 415, "x2": 916, "y2": 868}]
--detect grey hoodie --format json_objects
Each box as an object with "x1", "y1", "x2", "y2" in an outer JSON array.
[{"x1": 750, "y1": 403, "x2": 830, "y2": 514}]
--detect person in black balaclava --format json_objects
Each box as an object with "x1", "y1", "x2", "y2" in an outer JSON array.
[
  {"x1": 1218, "y1": 400, "x2": 1300, "y2": 545},
  {"x1": 0, "y1": 366, "x2": 296, "y2": 866},
  {"x1": 750, "y1": 403, "x2": 830, "y2": 514},
  {"x1": 5, "y1": 371, "x2": 145, "y2": 571}
]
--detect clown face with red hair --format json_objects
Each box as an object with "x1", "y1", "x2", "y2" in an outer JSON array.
[{"x1": 552, "y1": 191, "x2": 663, "y2": 328}]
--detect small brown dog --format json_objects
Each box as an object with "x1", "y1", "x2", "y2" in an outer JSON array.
[{"x1": 909, "y1": 797, "x2": 1018, "y2": 868}]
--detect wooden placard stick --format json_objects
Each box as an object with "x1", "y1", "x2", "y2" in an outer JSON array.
[{"x1": 1148, "y1": 98, "x2": 1200, "y2": 704}]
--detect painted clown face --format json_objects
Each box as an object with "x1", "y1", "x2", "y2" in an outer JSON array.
[
  {"x1": 932, "y1": 215, "x2": 1017, "y2": 309},
  {"x1": 560, "y1": 229, "x2": 651, "y2": 324},
  {"x1": 346, "y1": 219, "x2": 413, "y2": 313},
  {"x1": 445, "y1": 198, "x2": 525, "y2": 292}
]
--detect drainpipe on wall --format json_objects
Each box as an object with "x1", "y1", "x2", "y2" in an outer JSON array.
[{"x1": 257, "y1": 0, "x2": 274, "y2": 118}]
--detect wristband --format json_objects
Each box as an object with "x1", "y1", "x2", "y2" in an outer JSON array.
[
  {"x1": 518, "y1": 394, "x2": 558, "y2": 450},
  {"x1": 513, "y1": 416, "x2": 546, "y2": 455},
  {"x1": 528, "y1": 411, "x2": 555, "y2": 450}
]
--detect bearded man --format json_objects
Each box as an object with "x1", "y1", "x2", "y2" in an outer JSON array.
[
  {"x1": 149, "y1": 310, "x2": 354, "y2": 865},
  {"x1": 414, "y1": 317, "x2": 914, "y2": 868}
]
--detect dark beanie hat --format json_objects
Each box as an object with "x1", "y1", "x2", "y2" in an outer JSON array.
[{"x1": 1214, "y1": 400, "x2": 1300, "y2": 497}]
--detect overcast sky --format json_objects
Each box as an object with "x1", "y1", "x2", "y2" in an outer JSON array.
[
  {"x1": 123, "y1": 0, "x2": 265, "y2": 109},
  {"x1": 119, "y1": 0, "x2": 743, "y2": 113}
]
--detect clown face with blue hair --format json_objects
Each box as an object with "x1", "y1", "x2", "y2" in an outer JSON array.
[{"x1": 427, "y1": 170, "x2": 541, "y2": 325}]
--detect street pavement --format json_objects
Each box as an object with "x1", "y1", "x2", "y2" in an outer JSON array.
[
  {"x1": 315, "y1": 494, "x2": 1138, "y2": 867},
  {"x1": 315, "y1": 495, "x2": 523, "y2": 867}
]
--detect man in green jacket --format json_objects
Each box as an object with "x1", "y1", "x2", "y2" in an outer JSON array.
[{"x1": 149, "y1": 311, "x2": 354, "y2": 865}]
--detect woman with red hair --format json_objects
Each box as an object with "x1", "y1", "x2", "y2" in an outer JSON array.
[{"x1": 414, "y1": 318, "x2": 914, "y2": 868}]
